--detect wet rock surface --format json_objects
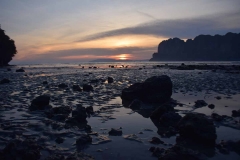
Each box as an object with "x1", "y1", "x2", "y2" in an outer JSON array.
[
  {"x1": 121, "y1": 75, "x2": 172, "y2": 103},
  {"x1": 177, "y1": 113, "x2": 217, "y2": 145},
  {"x1": 0, "y1": 63, "x2": 240, "y2": 160},
  {"x1": 29, "y1": 95, "x2": 51, "y2": 111}
]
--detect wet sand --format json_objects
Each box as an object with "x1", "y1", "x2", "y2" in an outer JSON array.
[{"x1": 0, "y1": 63, "x2": 240, "y2": 160}]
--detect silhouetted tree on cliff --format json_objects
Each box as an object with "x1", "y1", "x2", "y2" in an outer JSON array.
[{"x1": 0, "y1": 26, "x2": 17, "y2": 66}]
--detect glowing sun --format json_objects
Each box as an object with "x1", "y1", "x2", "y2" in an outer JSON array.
[{"x1": 113, "y1": 54, "x2": 131, "y2": 60}]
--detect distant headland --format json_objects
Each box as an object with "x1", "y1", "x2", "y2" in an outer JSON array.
[{"x1": 150, "y1": 32, "x2": 240, "y2": 61}]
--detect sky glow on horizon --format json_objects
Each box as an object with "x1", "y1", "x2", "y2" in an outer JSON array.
[{"x1": 0, "y1": 0, "x2": 240, "y2": 64}]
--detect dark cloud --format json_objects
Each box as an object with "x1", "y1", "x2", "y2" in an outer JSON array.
[{"x1": 77, "y1": 11, "x2": 240, "y2": 42}]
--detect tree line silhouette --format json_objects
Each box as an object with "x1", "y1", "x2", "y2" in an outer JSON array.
[{"x1": 0, "y1": 26, "x2": 17, "y2": 66}]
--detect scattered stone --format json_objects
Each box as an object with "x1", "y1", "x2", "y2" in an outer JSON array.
[
  {"x1": 194, "y1": 100, "x2": 208, "y2": 108},
  {"x1": 72, "y1": 85, "x2": 82, "y2": 91},
  {"x1": 232, "y1": 110, "x2": 240, "y2": 117},
  {"x1": 83, "y1": 84, "x2": 93, "y2": 91},
  {"x1": 66, "y1": 104, "x2": 87, "y2": 124},
  {"x1": 29, "y1": 95, "x2": 51, "y2": 111},
  {"x1": 42, "y1": 81, "x2": 48, "y2": 85},
  {"x1": 208, "y1": 104, "x2": 215, "y2": 109},
  {"x1": 107, "y1": 77, "x2": 114, "y2": 83},
  {"x1": 121, "y1": 75, "x2": 172, "y2": 103},
  {"x1": 149, "y1": 137, "x2": 164, "y2": 144},
  {"x1": 58, "y1": 83, "x2": 68, "y2": 88},
  {"x1": 16, "y1": 68, "x2": 25, "y2": 72},
  {"x1": 76, "y1": 134, "x2": 92, "y2": 145},
  {"x1": 0, "y1": 78, "x2": 10, "y2": 84},
  {"x1": 123, "y1": 134, "x2": 142, "y2": 143},
  {"x1": 55, "y1": 137, "x2": 64, "y2": 144},
  {"x1": 108, "y1": 128, "x2": 122, "y2": 136},
  {"x1": 215, "y1": 96, "x2": 221, "y2": 100},
  {"x1": 177, "y1": 113, "x2": 217, "y2": 145}
]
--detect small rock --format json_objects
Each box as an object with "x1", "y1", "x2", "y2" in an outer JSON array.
[
  {"x1": 42, "y1": 81, "x2": 48, "y2": 85},
  {"x1": 149, "y1": 137, "x2": 164, "y2": 144},
  {"x1": 107, "y1": 77, "x2": 114, "y2": 83},
  {"x1": 76, "y1": 134, "x2": 92, "y2": 145},
  {"x1": 16, "y1": 68, "x2": 25, "y2": 72},
  {"x1": 194, "y1": 100, "x2": 208, "y2": 108},
  {"x1": 55, "y1": 137, "x2": 64, "y2": 144},
  {"x1": 0, "y1": 78, "x2": 10, "y2": 84},
  {"x1": 83, "y1": 84, "x2": 93, "y2": 91},
  {"x1": 108, "y1": 128, "x2": 122, "y2": 136},
  {"x1": 72, "y1": 85, "x2": 82, "y2": 91},
  {"x1": 58, "y1": 83, "x2": 68, "y2": 88},
  {"x1": 29, "y1": 95, "x2": 51, "y2": 111},
  {"x1": 215, "y1": 96, "x2": 221, "y2": 100},
  {"x1": 208, "y1": 104, "x2": 215, "y2": 109}
]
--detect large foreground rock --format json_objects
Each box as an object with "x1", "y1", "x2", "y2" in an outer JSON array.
[
  {"x1": 177, "y1": 113, "x2": 217, "y2": 145},
  {"x1": 0, "y1": 139, "x2": 42, "y2": 160},
  {"x1": 29, "y1": 95, "x2": 51, "y2": 111},
  {"x1": 121, "y1": 75, "x2": 172, "y2": 103}
]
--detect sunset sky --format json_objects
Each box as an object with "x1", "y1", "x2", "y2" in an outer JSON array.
[{"x1": 1, "y1": 0, "x2": 240, "y2": 64}]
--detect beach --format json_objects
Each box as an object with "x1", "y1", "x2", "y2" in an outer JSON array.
[{"x1": 0, "y1": 62, "x2": 240, "y2": 160}]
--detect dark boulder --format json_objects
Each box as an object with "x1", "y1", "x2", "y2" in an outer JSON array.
[
  {"x1": 66, "y1": 104, "x2": 87, "y2": 124},
  {"x1": 129, "y1": 99, "x2": 142, "y2": 109},
  {"x1": 72, "y1": 85, "x2": 82, "y2": 91},
  {"x1": 108, "y1": 77, "x2": 114, "y2": 83},
  {"x1": 159, "y1": 112, "x2": 182, "y2": 127},
  {"x1": 121, "y1": 75, "x2": 172, "y2": 103},
  {"x1": 83, "y1": 84, "x2": 93, "y2": 91},
  {"x1": 150, "y1": 103, "x2": 174, "y2": 119},
  {"x1": 177, "y1": 113, "x2": 217, "y2": 145},
  {"x1": 0, "y1": 139, "x2": 42, "y2": 160},
  {"x1": 16, "y1": 68, "x2": 25, "y2": 72},
  {"x1": 0, "y1": 78, "x2": 10, "y2": 84},
  {"x1": 29, "y1": 95, "x2": 51, "y2": 111},
  {"x1": 45, "y1": 106, "x2": 72, "y2": 121}
]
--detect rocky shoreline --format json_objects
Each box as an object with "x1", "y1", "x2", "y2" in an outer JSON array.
[{"x1": 0, "y1": 63, "x2": 240, "y2": 159}]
